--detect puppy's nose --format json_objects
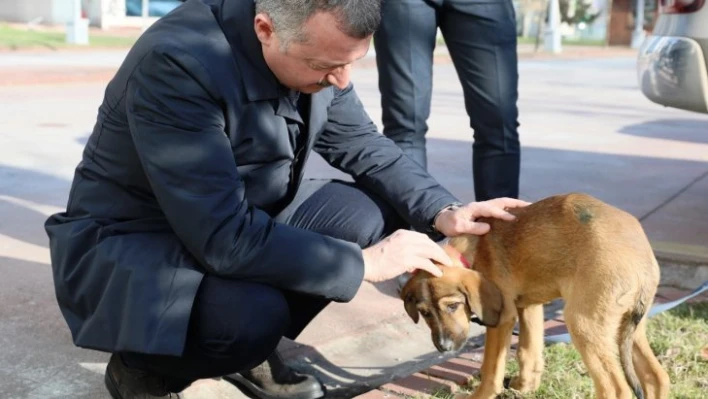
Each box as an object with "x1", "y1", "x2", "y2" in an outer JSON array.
[{"x1": 437, "y1": 338, "x2": 455, "y2": 352}]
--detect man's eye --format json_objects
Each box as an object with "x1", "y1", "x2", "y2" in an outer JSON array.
[
  {"x1": 310, "y1": 64, "x2": 332, "y2": 71},
  {"x1": 447, "y1": 303, "x2": 461, "y2": 312}
]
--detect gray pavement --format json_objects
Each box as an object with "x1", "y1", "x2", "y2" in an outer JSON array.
[
  {"x1": 0, "y1": 50, "x2": 130, "y2": 68},
  {"x1": 1, "y1": 54, "x2": 708, "y2": 398}
]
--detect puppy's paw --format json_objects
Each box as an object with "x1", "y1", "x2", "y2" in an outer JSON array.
[{"x1": 509, "y1": 374, "x2": 541, "y2": 393}]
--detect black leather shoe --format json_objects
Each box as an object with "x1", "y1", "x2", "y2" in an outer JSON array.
[
  {"x1": 104, "y1": 354, "x2": 184, "y2": 399},
  {"x1": 224, "y1": 352, "x2": 325, "y2": 399}
]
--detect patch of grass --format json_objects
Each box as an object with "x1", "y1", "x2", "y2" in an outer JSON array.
[
  {"x1": 0, "y1": 23, "x2": 137, "y2": 50},
  {"x1": 426, "y1": 302, "x2": 708, "y2": 399}
]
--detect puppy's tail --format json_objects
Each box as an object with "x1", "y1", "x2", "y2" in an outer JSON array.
[{"x1": 618, "y1": 290, "x2": 647, "y2": 399}]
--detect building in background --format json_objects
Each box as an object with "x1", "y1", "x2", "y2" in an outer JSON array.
[
  {"x1": 607, "y1": 0, "x2": 658, "y2": 46},
  {"x1": 1, "y1": 0, "x2": 656, "y2": 47},
  {"x1": 0, "y1": 0, "x2": 183, "y2": 29},
  {"x1": 513, "y1": 0, "x2": 658, "y2": 46}
]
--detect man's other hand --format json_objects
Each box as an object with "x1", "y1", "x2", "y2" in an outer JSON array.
[
  {"x1": 361, "y1": 230, "x2": 451, "y2": 283},
  {"x1": 434, "y1": 198, "x2": 531, "y2": 236}
]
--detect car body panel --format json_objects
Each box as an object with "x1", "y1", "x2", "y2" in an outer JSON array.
[{"x1": 637, "y1": 4, "x2": 708, "y2": 113}]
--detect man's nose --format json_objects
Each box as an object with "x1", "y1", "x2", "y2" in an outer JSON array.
[{"x1": 326, "y1": 65, "x2": 351, "y2": 89}]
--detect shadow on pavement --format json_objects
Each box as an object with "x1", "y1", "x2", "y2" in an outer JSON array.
[
  {"x1": 1, "y1": 131, "x2": 707, "y2": 397},
  {"x1": 618, "y1": 118, "x2": 708, "y2": 144}
]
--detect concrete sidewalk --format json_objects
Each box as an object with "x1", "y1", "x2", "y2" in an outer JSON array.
[
  {"x1": 0, "y1": 44, "x2": 637, "y2": 86},
  {"x1": 1, "y1": 50, "x2": 707, "y2": 399}
]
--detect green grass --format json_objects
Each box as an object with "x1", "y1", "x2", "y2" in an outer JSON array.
[
  {"x1": 425, "y1": 302, "x2": 708, "y2": 399},
  {"x1": 0, "y1": 23, "x2": 137, "y2": 50}
]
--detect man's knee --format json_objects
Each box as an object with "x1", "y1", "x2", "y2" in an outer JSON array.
[
  {"x1": 332, "y1": 185, "x2": 407, "y2": 248},
  {"x1": 282, "y1": 181, "x2": 407, "y2": 249},
  {"x1": 189, "y1": 276, "x2": 290, "y2": 368}
]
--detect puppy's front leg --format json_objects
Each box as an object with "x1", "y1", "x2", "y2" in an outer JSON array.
[
  {"x1": 510, "y1": 304, "x2": 545, "y2": 393},
  {"x1": 465, "y1": 319, "x2": 516, "y2": 399}
]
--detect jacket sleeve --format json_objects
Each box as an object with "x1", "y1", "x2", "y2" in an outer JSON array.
[
  {"x1": 125, "y1": 48, "x2": 364, "y2": 302},
  {"x1": 314, "y1": 83, "x2": 460, "y2": 233}
]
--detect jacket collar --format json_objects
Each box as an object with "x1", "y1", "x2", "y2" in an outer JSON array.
[{"x1": 206, "y1": 0, "x2": 279, "y2": 101}]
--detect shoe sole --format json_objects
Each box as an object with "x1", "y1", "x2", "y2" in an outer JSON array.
[
  {"x1": 104, "y1": 370, "x2": 121, "y2": 399},
  {"x1": 223, "y1": 374, "x2": 325, "y2": 399}
]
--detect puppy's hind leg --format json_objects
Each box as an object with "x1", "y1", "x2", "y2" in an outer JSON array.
[
  {"x1": 509, "y1": 304, "x2": 545, "y2": 393},
  {"x1": 564, "y1": 303, "x2": 634, "y2": 399},
  {"x1": 633, "y1": 319, "x2": 670, "y2": 399}
]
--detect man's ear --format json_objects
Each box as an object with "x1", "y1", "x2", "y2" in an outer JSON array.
[
  {"x1": 254, "y1": 13, "x2": 275, "y2": 45},
  {"x1": 400, "y1": 277, "x2": 420, "y2": 324},
  {"x1": 459, "y1": 270, "x2": 503, "y2": 327}
]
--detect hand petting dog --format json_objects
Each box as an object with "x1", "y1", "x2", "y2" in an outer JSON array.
[
  {"x1": 361, "y1": 198, "x2": 531, "y2": 283},
  {"x1": 433, "y1": 197, "x2": 531, "y2": 237}
]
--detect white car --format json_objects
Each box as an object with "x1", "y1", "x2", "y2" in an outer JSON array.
[{"x1": 637, "y1": 0, "x2": 708, "y2": 114}]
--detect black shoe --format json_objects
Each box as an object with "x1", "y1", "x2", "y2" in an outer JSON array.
[
  {"x1": 104, "y1": 354, "x2": 183, "y2": 399},
  {"x1": 224, "y1": 352, "x2": 325, "y2": 399}
]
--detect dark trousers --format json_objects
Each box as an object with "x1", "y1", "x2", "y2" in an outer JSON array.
[
  {"x1": 121, "y1": 179, "x2": 406, "y2": 385},
  {"x1": 374, "y1": 0, "x2": 521, "y2": 201}
]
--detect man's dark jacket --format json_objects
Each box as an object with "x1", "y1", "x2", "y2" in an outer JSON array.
[{"x1": 44, "y1": 0, "x2": 459, "y2": 356}]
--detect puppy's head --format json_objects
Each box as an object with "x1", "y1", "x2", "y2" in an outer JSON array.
[{"x1": 400, "y1": 267, "x2": 503, "y2": 353}]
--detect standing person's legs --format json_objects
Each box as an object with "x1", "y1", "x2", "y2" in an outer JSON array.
[
  {"x1": 374, "y1": 0, "x2": 439, "y2": 170},
  {"x1": 440, "y1": 0, "x2": 521, "y2": 201}
]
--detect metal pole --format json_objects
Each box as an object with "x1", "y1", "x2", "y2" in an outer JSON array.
[
  {"x1": 66, "y1": 0, "x2": 89, "y2": 45},
  {"x1": 631, "y1": 0, "x2": 646, "y2": 48},
  {"x1": 544, "y1": 0, "x2": 562, "y2": 53},
  {"x1": 142, "y1": 0, "x2": 150, "y2": 31}
]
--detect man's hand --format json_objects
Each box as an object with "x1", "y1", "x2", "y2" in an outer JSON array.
[
  {"x1": 361, "y1": 230, "x2": 452, "y2": 283},
  {"x1": 434, "y1": 198, "x2": 531, "y2": 237}
]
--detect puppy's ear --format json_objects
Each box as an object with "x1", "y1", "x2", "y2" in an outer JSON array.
[
  {"x1": 400, "y1": 277, "x2": 420, "y2": 324},
  {"x1": 459, "y1": 270, "x2": 503, "y2": 327}
]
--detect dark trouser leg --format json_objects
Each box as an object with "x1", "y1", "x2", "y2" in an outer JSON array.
[
  {"x1": 120, "y1": 275, "x2": 290, "y2": 384},
  {"x1": 440, "y1": 0, "x2": 521, "y2": 201},
  {"x1": 118, "y1": 179, "x2": 405, "y2": 393},
  {"x1": 274, "y1": 179, "x2": 408, "y2": 339},
  {"x1": 222, "y1": 180, "x2": 407, "y2": 398},
  {"x1": 374, "y1": 0, "x2": 438, "y2": 170}
]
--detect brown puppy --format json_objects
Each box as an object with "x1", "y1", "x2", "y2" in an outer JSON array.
[{"x1": 401, "y1": 193, "x2": 670, "y2": 399}]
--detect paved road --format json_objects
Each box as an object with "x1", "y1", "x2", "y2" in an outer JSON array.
[
  {"x1": 0, "y1": 50, "x2": 130, "y2": 68},
  {"x1": 1, "y1": 55, "x2": 707, "y2": 398}
]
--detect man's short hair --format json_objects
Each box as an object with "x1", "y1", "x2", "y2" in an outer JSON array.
[{"x1": 254, "y1": 0, "x2": 381, "y2": 49}]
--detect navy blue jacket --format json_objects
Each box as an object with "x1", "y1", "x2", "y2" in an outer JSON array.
[{"x1": 44, "y1": 0, "x2": 459, "y2": 356}]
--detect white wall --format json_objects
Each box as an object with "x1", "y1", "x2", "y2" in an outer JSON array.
[
  {"x1": 51, "y1": 0, "x2": 80, "y2": 24},
  {"x1": 0, "y1": 0, "x2": 55, "y2": 23}
]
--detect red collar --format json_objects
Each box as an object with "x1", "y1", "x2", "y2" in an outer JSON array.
[
  {"x1": 459, "y1": 253, "x2": 471, "y2": 268},
  {"x1": 445, "y1": 244, "x2": 471, "y2": 269},
  {"x1": 450, "y1": 247, "x2": 472, "y2": 269}
]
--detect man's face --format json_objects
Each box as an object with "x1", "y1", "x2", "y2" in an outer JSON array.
[{"x1": 254, "y1": 11, "x2": 370, "y2": 94}]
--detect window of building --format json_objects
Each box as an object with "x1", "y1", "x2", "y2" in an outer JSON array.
[{"x1": 125, "y1": 0, "x2": 184, "y2": 17}]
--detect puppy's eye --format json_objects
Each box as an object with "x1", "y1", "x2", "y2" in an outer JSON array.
[
  {"x1": 420, "y1": 309, "x2": 432, "y2": 318},
  {"x1": 447, "y1": 303, "x2": 461, "y2": 313}
]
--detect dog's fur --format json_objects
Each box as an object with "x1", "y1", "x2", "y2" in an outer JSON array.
[{"x1": 401, "y1": 193, "x2": 670, "y2": 399}]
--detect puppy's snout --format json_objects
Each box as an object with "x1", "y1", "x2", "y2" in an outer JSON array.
[{"x1": 435, "y1": 338, "x2": 455, "y2": 353}]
